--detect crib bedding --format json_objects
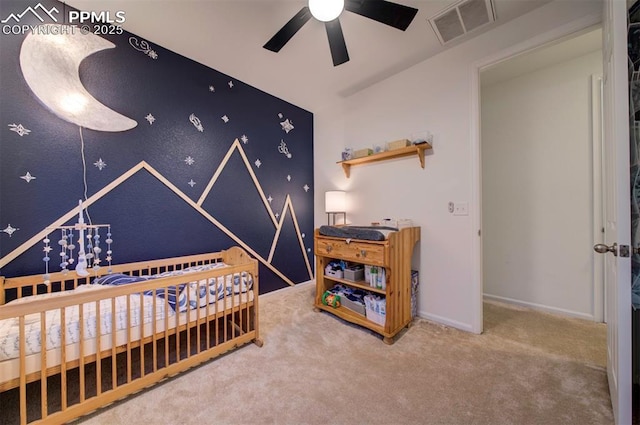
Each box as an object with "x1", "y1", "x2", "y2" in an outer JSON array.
[
  {"x1": 0, "y1": 264, "x2": 253, "y2": 363},
  {"x1": 0, "y1": 291, "x2": 253, "y2": 384}
]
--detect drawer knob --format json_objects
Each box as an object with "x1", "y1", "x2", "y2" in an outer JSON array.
[
  {"x1": 326, "y1": 245, "x2": 332, "y2": 252},
  {"x1": 360, "y1": 250, "x2": 367, "y2": 257}
]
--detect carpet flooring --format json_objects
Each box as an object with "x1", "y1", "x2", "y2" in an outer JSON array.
[{"x1": 71, "y1": 282, "x2": 611, "y2": 425}]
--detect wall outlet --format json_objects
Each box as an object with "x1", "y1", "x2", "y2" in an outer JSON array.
[{"x1": 453, "y1": 202, "x2": 468, "y2": 216}]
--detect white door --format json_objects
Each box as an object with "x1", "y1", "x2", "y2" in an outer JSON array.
[{"x1": 600, "y1": 1, "x2": 632, "y2": 423}]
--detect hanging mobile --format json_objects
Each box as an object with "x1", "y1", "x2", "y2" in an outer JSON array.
[
  {"x1": 75, "y1": 200, "x2": 90, "y2": 277},
  {"x1": 44, "y1": 200, "x2": 112, "y2": 278},
  {"x1": 42, "y1": 234, "x2": 51, "y2": 284}
]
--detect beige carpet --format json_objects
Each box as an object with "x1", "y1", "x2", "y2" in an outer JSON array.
[{"x1": 75, "y1": 282, "x2": 612, "y2": 425}]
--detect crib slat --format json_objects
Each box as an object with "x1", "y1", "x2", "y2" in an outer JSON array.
[
  {"x1": 177, "y1": 287, "x2": 186, "y2": 362},
  {"x1": 214, "y1": 284, "x2": 219, "y2": 347},
  {"x1": 152, "y1": 294, "x2": 157, "y2": 373},
  {"x1": 205, "y1": 285, "x2": 211, "y2": 350},
  {"x1": 126, "y1": 294, "x2": 132, "y2": 384},
  {"x1": 19, "y1": 315, "x2": 27, "y2": 425},
  {"x1": 111, "y1": 297, "x2": 117, "y2": 389},
  {"x1": 139, "y1": 292, "x2": 144, "y2": 378},
  {"x1": 79, "y1": 302, "x2": 86, "y2": 403},
  {"x1": 185, "y1": 286, "x2": 190, "y2": 358},
  {"x1": 164, "y1": 289, "x2": 169, "y2": 369},
  {"x1": 238, "y1": 275, "x2": 244, "y2": 336},
  {"x1": 232, "y1": 274, "x2": 237, "y2": 339},
  {"x1": 223, "y1": 288, "x2": 228, "y2": 343},
  {"x1": 40, "y1": 311, "x2": 48, "y2": 420},
  {"x1": 60, "y1": 307, "x2": 67, "y2": 411},
  {"x1": 96, "y1": 300, "x2": 102, "y2": 396}
]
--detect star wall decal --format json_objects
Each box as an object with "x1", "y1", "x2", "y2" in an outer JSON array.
[
  {"x1": 145, "y1": 114, "x2": 156, "y2": 124},
  {"x1": 188, "y1": 179, "x2": 196, "y2": 187},
  {"x1": 303, "y1": 184, "x2": 310, "y2": 192},
  {"x1": 267, "y1": 195, "x2": 273, "y2": 203},
  {"x1": 20, "y1": 172, "x2": 36, "y2": 182},
  {"x1": 94, "y1": 158, "x2": 107, "y2": 170},
  {"x1": 287, "y1": 175, "x2": 291, "y2": 182},
  {"x1": 228, "y1": 81, "x2": 234, "y2": 88},
  {"x1": 209, "y1": 85, "x2": 215, "y2": 92},
  {"x1": 184, "y1": 156, "x2": 195, "y2": 166},
  {"x1": 221, "y1": 115, "x2": 229, "y2": 123},
  {"x1": 8, "y1": 123, "x2": 31, "y2": 136},
  {"x1": 255, "y1": 159, "x2": 262, "y2": 168},
  {"x1": 241, "y1": 135, "x2": 249, "y2": 144},
  {"x1": 2, "y1": 224, "x2": 19, "y2": 237},
  {"x1": 280, "y1": 119, "x2": 294, "y2": 133}
]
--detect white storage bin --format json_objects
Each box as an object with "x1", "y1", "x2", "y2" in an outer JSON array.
[{"x1": 364, "y1": 294, "x2": 386, "y2": 326}]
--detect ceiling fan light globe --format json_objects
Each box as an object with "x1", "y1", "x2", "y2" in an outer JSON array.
[{"x1": 309, "y1": 0, "x2": 344, "y2": 22}]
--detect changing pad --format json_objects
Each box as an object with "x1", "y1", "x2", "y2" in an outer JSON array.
[{"x1": 318, "y1": 225, "x2": 398, "y2": 241}]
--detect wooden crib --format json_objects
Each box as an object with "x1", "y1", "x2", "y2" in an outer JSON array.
[{"x1": 0, "y1": 246, "x2": 261, "y2": 425}]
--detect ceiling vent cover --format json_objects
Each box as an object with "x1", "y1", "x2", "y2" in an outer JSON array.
[{"x1": 428, "y1": 0, "x2": 496, "y2": 45}]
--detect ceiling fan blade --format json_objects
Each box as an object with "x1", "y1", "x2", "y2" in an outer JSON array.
[
  {"x1": 345, "y1": 0, "x2": 418, "y2": 31},
  {"x1": 263, "y1": 7, "x2": 312, "y2": 52},
  {"x1": 325, "y1": 19, "x2": 349, "y2": 66}
]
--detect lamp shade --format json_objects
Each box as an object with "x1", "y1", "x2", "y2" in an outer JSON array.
[{"x1": 325, "y1": 191, "x2": 346, "y2": 213}]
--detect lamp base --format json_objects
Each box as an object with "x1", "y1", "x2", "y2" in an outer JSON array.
[{"x1": 327, "y1": 212, "x2": 346, "y2": 226}]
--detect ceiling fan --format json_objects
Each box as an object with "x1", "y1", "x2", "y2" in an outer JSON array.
[{"x1": 263, "y1": 0, "x2": 419, "y2": 67}]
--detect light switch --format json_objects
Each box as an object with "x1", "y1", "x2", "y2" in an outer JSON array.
[{"x1": 453, "y1": 202, "x2": 468, "y2": 216}]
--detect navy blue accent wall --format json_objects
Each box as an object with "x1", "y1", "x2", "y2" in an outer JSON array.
[{"x1": 0, "y1": 0, "x2": 314, "y2": 294}]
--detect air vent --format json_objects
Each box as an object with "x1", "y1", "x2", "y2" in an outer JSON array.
[{"x1": 428, "y1": 0, "x2": 496, "y2": 45}]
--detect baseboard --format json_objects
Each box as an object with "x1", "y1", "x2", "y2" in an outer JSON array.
[
  {"x1": 261, "y1": 280, "x2": 314, "y2": 299},
  {"x1": 418, "y1": 310, "x2": 476, "y2": 333},
  {"x1": 483, "y1": 293, "x2": 595, "y2": 321}
]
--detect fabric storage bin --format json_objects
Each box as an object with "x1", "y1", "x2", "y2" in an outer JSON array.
[
  {"x1": 411, "y1": 270, "x2": 419, "y2": 318},
  {"x1": 344, "y1": 265, "x2": 364, "y2": 281}
]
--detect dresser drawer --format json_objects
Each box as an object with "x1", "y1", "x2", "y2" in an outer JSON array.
[{"x1": 315, "y1": 238, "x2": 386, "y2": 266}]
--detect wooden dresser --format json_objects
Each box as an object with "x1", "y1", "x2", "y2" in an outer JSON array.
[{"x1": 314, "y1": 226, "x2": 420, "y2": 344}]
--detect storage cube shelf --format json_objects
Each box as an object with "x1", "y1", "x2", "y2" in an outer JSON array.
[{"x1": 314, "y1": 227, "x2": 420, "y2": 344}]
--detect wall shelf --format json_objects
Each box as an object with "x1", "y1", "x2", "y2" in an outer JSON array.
[{"x1": 337, "y1": 143, "x2": 432, "y2": 178}]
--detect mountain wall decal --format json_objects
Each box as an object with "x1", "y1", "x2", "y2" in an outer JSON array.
[{"x1": 0, "y1": 140, "x2": 313, "y2": 286}]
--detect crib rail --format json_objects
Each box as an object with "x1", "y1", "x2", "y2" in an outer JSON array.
[
  {"x1": 0, "y1": 247, "x2": 260, "y2": 425},
  {"x1": 0, "y1": 248, "x2": 250, "y2": 305}
]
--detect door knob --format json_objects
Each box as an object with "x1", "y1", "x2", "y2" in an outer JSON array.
[{"x1": 594, "y1": 243, "x2": 617, "y2": 256}]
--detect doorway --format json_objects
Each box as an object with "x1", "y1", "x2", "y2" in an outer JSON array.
[{"x1": 479, "y1": 27, "x2": 604, "y2": 322}]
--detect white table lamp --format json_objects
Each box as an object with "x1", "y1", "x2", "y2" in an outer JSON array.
[{"x1": 325, "y1": 190, "x2": 346, "y2": 225}]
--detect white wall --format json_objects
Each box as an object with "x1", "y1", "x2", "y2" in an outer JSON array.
[
  {"x1": 313, "y1": 0, "x2": 602, "y2": 332},
  {"x1": 481, "y1": 50, "x2": 603, "y2": 319}
]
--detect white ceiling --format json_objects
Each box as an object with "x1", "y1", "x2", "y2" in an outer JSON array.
[{"x1": 67, "y1": 0, "x2": 554, "y2": 111}]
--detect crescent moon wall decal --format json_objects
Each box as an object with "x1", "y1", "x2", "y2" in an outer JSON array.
[{"x1": 19, "y1": 24, "x2": 137, "y2": 132}]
